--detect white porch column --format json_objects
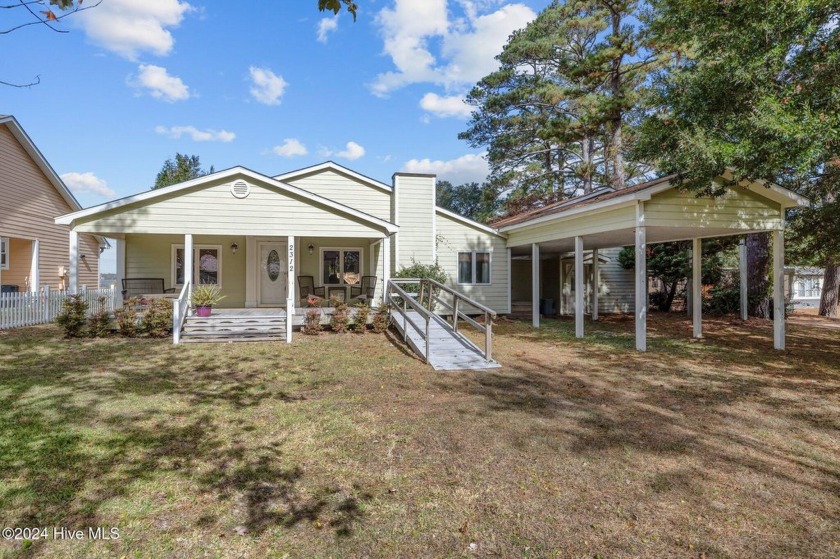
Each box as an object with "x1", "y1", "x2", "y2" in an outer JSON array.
[
  {"x1": 635, "y1": 204, "x2": 647, "y2": 352},
  {"x1": 692, "y1": 238, "x2": 702, "y2": 338},
  {"x1": 574, "y1": 236, "x2": 584, "y2": 338},
  {"x1": 739, "y1": 239, "x2": 748, "y2": 320},
  {"x1": 68, "y1": 230, "x2": 79, "y2": 294},
  {"x1": 773, "y1": 229, "x2": 785, "y2": 350},
  {"x1": 558, "y1": 257, "x2": 564, "y2": 316},
  {"x1": 591, "y1": 248, "x2": 599, "y2": 321},
  {"x1": 29, "y1": 239, "x2": 40, "y2": 292},
  {"x1": 685, "y1": 248, "x2": 692, "y2": 318},
  {"x1": 115, "y1": 238, "x2": 126, "y2": 308},
  {"x1": 287, "y1": 235, "x2": 295, "y2": 343},
  {"x1": 184, "y1": 234, "x2": 193, "y2": 300},
  {"x1": 531, "y1": 243, "x2": 540, "y2": 328},
  {"x1": 506, "y1": 247, "x2": 512, "y2": 314},
  {"x1": 383, "y1": 236, "x2": 391, "y2": 290}
]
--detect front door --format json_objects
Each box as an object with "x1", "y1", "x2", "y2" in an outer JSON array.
[{"x1": 258, "y1": 241, "x2": 287, "y2": 306}]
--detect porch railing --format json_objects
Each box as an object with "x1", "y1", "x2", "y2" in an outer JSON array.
[
  {"x1": 0, "y1": 285, "x2": 116, "y2": 330},
  {"x1": 172, "y1": 280, "x2": 191, "y2": 345},
  {"x1": 386, "y1": 279, "x2": 433, "y2": 363}
]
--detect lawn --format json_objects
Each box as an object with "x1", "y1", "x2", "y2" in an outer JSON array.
[{"x1": 0, "y1": 314, "x2": 838, "y2": 558}]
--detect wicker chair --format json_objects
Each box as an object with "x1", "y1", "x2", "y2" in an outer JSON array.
[{"x1": 297, "y1": 276, "x2": 325, "y2": 305}]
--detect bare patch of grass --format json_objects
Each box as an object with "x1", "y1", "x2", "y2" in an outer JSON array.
[{"x1": 0, "y1": 314, "x2": 838, "y2": 558}]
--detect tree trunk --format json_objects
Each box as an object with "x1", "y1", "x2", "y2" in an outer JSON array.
[
  {"x1": 819, "y1": 261, "x2": 839, "y2": 318},
  {"x1": 607, "y1": 8, "x2": 626, "y2": 190},
  {"x1": 661, "y1": 280, "x2": 678, "y2": 312},
  {"x1": 746, "y1": 233, "x2": 771, "y2": 318},
  {"x1": 581, "y1": 137, "x2": 593, "y2": 194}
]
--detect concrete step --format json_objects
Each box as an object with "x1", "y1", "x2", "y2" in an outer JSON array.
[
  {"x1": 183, "y1": 323, "x2": 286, "y2": 333},
  {"x1": 181, "y1": 335, "x2": 286, "y2": 343}
]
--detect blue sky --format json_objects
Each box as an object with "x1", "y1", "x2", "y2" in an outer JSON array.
[
  {"x1": 4, "y1": 0, "x2": 544, "y2": 204},
  {"x1": 3, "y1": 0, "x2": 543, "y2": 270}
]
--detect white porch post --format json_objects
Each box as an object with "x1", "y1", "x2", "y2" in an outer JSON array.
[
  {"x1": 635, "y1": 204, "x2": 647, "y2": 352},
  {"x1": 685, "y1": 248, "x2": 692, "y2": 318},
  {"x1": 739, "y1": 239, "x2": 748, "y2": 320},
  {"x1": 184, "y1": 234, "x2": 193, "y2": 300},
  {"x1": 506, "y1": 247, "x2": 512, "y2": 314},
  {"x1": 574, "y1": 236, "x2": 584, "y2": 338},
  {"x1": 383, "y1": 236, "x2": 391, "y2": 291},
  {"x1": 773, "y1": 229, "x2": 785, "y2": 350},
  {"x1": 29, "y1": 239, "x2": 40, "y2": 292},
  {"x1": 692, "y1": 238, "x2": 702, "y2": 338},
  {"x1": 68, "y1": 230, "x2": 79, "y2": 294},
  {"x1": 287, "y1": 235, "x2": 295, "y2": 343},
  {"x1": 115, "y1": 238, "x2": 126, "y2": 308},
  {"x1": 558, "y1": 257, "x2": 564, "y2": 316},
  {"x1": 591, "y1": 247, "x2": 599, "y2": 321},
  {"x1": 531, "y1": 243, "x2": 540, "y2": 328}
]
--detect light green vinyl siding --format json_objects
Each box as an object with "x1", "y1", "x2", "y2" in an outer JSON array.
[
  {"x1": 395, "y1": 175, "x2": 435, "y2": 268},
  {"x1": 505, "y1": 205, "x2": 637, "y2": 248},
  {"x1": 125, "y1": 234, "x2": 247, "y2": 307},
  {"x1": 435, "y1": 211, "x2": 509, "y2": 313},
  {"x1": 283, "y1": 169, "x2": 392, "y2": 221},
  {"x1": 73, "y1": 177, "x2": 387, "y2": 238},
  {"x1": 645, "y1": 186, "x2": 783, "y2": 230}
]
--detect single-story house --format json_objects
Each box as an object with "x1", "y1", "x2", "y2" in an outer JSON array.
[
  {"x1": 55, "y1": 162, "x2": 808, "y2": 352},
  {"x1": 0, "y1": 115, "x2": 104, "y2": 294}
]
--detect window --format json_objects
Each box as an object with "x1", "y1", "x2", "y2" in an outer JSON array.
[
  {"x1": 457, "y1": 251, "x2": 491, "y2": 285},
  {"x1": 320, "y1": 248, "x2": 362, "y2": 286},
  {"x1": 172, "y1": 245, "x2": 222, "y2": 287},
  {"x1": 0, "y1": 238, "x2": 7, "y2": 270},
  {"x1": 795, "y1": 277, "x2": 822, "y2": 298}
]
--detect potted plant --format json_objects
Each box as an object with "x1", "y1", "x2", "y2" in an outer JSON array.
[{"x1": 190, "y1": 284, "x2": 226, "y2": 317}]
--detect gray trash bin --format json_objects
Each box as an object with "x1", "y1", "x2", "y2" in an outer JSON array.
[{"x1": 539, "y1": 298, "x2": 555, "y2": 315}]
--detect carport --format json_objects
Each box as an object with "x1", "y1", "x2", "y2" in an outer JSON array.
[{"x1": 496, "y1": 174, "x2": 810, "y2": 351}]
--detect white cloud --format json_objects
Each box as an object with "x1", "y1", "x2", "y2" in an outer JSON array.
[
  {"x1": 420, "y1": 92, "x2": 472, "y2": 119},
  {"x1": 371, "y1": 1, "x2": 536, "y2": 96},
  {"x1": 273, "y1": 138, "x2": 308, "y2": 157},
  {"x1": 336, "y1": 141, "x2": 366, "y2": 160},
  {"x1": 317, "y1": 17, "x2": 338, "y2": 43},
  {"x1": 60, "y1": 172, "x2": 115, "y2": 198},
  {"x1": 402, "y1": 153, "x2": 489, "y2": 185},
  {"x1": 133, "y1": 64, "x2": 191, "y2": 101},
  {"x1": 155, "y1": 125, "x2": 235, "y2": 142},
  {"x1": 249, "y1": 66, "x2": 287, "y2": 105},
  {"x1": 75, "y1": 0, "x2": 193, "y2": 60}
]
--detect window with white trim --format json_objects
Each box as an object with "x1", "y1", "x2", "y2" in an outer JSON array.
[
  {"x1": 320, "y1": 248, "x2": 363, "y2": 286},
  {"x1": 457, "y1": 251, "x2": 491, "y2": 285},
  {"x1": 0, "y1": 238, "x2": 8, "y2": 270},
  {"x1": 172, "y1": 245, "x2": 222, "y2": 287}
]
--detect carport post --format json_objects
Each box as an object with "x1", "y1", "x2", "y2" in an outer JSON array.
[
  {"x1": 591, "y1": 248, "x2": 599, "y2": 321},
  {"x1": 773, "y1": 229, "x2": 785, "y2": 350},
  {"x1": 739, "y1": 239, "x2": 748, "y2": 320},
  {"x1": 635, "y1": 204, "x2": 647, "y2": 352},
  {"x1": 68, "y1": 230, "x2": 79, "y2": 294},
  {"x1": 692, "y1": 238, "x2": 702, "y2": 338},
  {"x1": 532, "y1": 243, "x2": 540, "y2": 328},
  {"x1": 574, "y1": 236, "x2": 584, "y2": 338}
]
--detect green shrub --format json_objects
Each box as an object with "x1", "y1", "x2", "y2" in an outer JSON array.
[
  {"x1": 705, "y1": 285, "x2": 740, "y2": 315},
  {"x1": 143, "y1": 298, "x2": 173, "y2": 337},
  {"x1": 302, "y1": 308, "x2": 322, "y2": 335},
  {"x1": 353, "y1": 302, "x2": 370, "y2": 334},
  {"x1": 329, "y1": 296, "x2": 349, "y2": 333},
  {"x1": 114, "y1": 297, "x2": 140, "y2": 337},
  {"x1": 87, "y1": 297, "x2": 113, "y2": 337},
  {"x1": 394, "y1": 259, "x2": 448, "y2": 311},
  {"x1": 56, "y1": 294, "x2": 88, "y2": 338},
  {"x1": 371, "y1": 303, "x2": 391, "y2": 334}
]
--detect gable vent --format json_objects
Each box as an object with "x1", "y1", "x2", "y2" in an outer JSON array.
[{"x1": 231, "y1": 180, "x2": 250, "y2": 199}]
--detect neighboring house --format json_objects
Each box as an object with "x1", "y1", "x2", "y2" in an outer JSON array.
[
  {"x1": 56, "y1": 162, "x2": 807, "y2": 352},
  {"x1": 0, "y1": 115, "x2": 103, "y2": 293},
  {"x1": 785, "y1": 266, "x2": 824, "y2": 309}
]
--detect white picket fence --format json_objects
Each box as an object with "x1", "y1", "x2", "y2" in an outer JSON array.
[{"x1": 0, "y1": 285, "x2": 117, "y2": 330}]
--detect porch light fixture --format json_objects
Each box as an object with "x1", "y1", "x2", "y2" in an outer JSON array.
[
  {"x1": 308, "y1": 244, "x2": 314, "y2": 255},
  {"x1": 230, "y1": 242, "x2": 238, "y2": 254}
]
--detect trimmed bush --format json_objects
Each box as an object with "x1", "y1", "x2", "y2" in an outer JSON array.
[
  {"x1": 371, "y1": 303, "x2": 391, "y2": 334},
  {"x1": 353, "y1": 302, "x2": 370, "y2": 334},
  {"x1": 114, "y1": 298, "x2": 141, "y2": 337},
  {"x1": 143, "y1": 298, "x2": 172, "y2": 337},
  {"x1": 56, "y1": 294, "x2": 88, "y2": 338},
  {"x1": 329, "y1": 296, "x2": 349, "y2": 333},
  {"x1": 302, "y1": 308, "x2": 322, "y2": 335},
  {"x1": 87, "y1": 297, "x2": 113, "y2": 337}
]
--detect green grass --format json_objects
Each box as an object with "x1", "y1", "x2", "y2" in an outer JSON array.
[{"x1": 0, "y1": 314, "x2": 838, "y2": 558}]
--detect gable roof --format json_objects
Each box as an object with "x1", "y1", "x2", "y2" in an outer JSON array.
[
  {"x1": 435, "y1": 206, "x2": 505, "y2": 238},
  {"x1": 494, "y1": 174, "x2": 811, "y2": 231},
  {"x1": 1, "y1": 115, "x2": 108, "y2": 248},
  {"x1": 1, "y1": 115, "x2": 83, "y2": 212},
  {"x1": 55, "y1": 166, "x2": 399, "y2": 234},
  {"x1": 273, "y1": 161, "x2": 392, "y2": 193}
]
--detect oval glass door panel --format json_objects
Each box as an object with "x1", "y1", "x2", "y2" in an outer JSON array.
[{"x1": 267, "y1": 250, "x2": 281, "y2": 282}]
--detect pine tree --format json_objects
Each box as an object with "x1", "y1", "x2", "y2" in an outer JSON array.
[{"x1": 153, "y1": 154, "x2": 214, "y2": 189}]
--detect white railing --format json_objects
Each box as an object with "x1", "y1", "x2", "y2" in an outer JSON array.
[
  {"x1": 0, "y1": 285, "x2": 117, "y2": 330},
  {"x1": 172, "y1": 280, "x2": 191, "y2": 345},
  {"x1": 386, "y1": 278, "x2": 497, "y2": 363}
]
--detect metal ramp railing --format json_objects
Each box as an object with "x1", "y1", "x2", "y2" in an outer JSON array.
[{"x1": 385, "y1": 278, "x2": 499, "y2": 371}]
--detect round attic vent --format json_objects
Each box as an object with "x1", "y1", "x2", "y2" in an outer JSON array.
[{"x1": 231, "y1": 180, "x2": 250, "y2": 199}]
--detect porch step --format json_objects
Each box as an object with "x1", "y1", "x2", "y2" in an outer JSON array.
[{"x1": 180, "y1": 314, "x2": 287, "y2": 343}]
